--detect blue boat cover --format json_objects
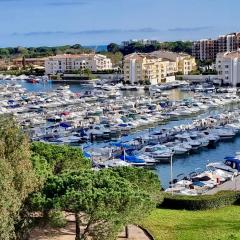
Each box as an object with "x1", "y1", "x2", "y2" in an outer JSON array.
[
  {"x1": 224, "y1": 157, "x2": 240, "y2": 171},
  {"x1": 111, "y1": 142, "x2": 131, "y2": 148},
  {"x1": 120, "y1": 155, "x2": 145, "y2": 164},
  {"x1": 192, "y1": 181, "x2": 205, "y2": 187},
  {"x1": 60, "y1": 122, "x2": 71, "y2": 128},
  {"x1": 118, "y1": 123, "x2": 128, "y2": 127}
]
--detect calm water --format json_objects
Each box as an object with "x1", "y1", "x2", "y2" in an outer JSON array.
[
  {"x1": 20, "y1": 81, "x2": 92, "y2": 93},
  {"x1": 157, "y1": 138, "x2": 240, "y2": 188},
  {"x1": 4, "y1": 80, "x2": 240, "y2": 188}
]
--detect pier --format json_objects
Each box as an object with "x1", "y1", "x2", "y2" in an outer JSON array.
[{"x1": 206, "y1": 175, "x2": 240, "y2": 194}]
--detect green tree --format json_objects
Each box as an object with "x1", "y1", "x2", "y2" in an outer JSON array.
[
  {"x1": 31, "y1": 142, "x2": 91, "y2": 175},
  {"x1": 0, "y1": 116, "x2": 38, "y2": 200},
  {"x1": 107, "y1": 43, "x2": 120, "y2": 53},
  {"x1": 0, "y1": 116, "x2": 39, "y2": 239},
  {"x1": 112, "y1": 167, "x2": 161, "y2": 201},
  {"x1": 104, "y1": 51, "x2": 123, "y2": 67},
  {"x1": 0, "y1": 159, "x2": 20, "y2": 240},
  {"x1": 189, "y1": 69, "x2": 201, "y2": 75},
  {"x1": 33, "y1": 168, "x2": 158, "y2": 240},
  {"x1": 0, "y1": 48, "x2": 10, "y2": 58},
  {"x1": 83, "y1": 68, "x2": 93, "y2": 79}
]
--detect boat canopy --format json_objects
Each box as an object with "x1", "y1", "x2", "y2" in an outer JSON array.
[
  {"x1": 118, "y1": 123, "x2": 128, "y2": 127},
  {"x1": 224, "y1": 157, "x2": 240, "y2": 171},
  {"x1": 111, "y1": 142, "x2": 131, "y2": 148},
  {"x1": 60, "y1": 122, "x2": 71, "y2": 128},
  {"x1": 120, "y1": 155, "x2": 145, "y2": 164}
]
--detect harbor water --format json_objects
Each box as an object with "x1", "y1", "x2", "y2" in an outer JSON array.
[{"x1": 2, "y1": 80, "x2": 240, "y2": 188}]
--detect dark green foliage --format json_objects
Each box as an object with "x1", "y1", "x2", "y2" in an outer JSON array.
[
  {"x1": 202, "y1": 69, "x2": 218, "y2": 75},
  {"x1": 0, "y1": 68, "x2": 46, "y2": 77},
  {"x1": 92, "y1": 69, "x2": 119, "y2": 74},
  {"x1": 31, "y1": 142, "x2": 91, "y2": 175},
  {"x1": 48, "y1": 210, "x2": 67, "y2": 228},
  {"x1": 0, "y1": 158, "x2": 20, "y2": 240},
  {"x1": 162, "y1": 191, "x2": 240, "y2": 210},
  {"x1": 107, "y1": 41, "x2": 193, "y2": 56},
  {"x1": 107, "y1": 43, "x2": 120, "y2": 53},
  {"x1": 0, "y1": 44, "x2": 91, "y2": 59},
  {"x1": 160, "y1": 41, "x2": 193, "y2": 54},
  {"x1": 32, "y1": 168, "x2": 160, "y2": 240},
  {"x1": 0, "y1": 116, "x2": 38, "y2": 200},
  {"x1": 189, "y1": 69, "x2": 201, "y2": 75},
  {"x1": 0, "y1": 119, "x2": 160, "y2": 240},
  {"x1": 145, "y1": 80, "x2": 151, "y2": 85},
  {"x1": 0, "y1": 116, "x2": 39, "y2": 239},
  {"x1": 111, "y1": 167, "x2": 161, "y2": 201},
  {"x1": 101, "y1": 51, "x2": 123, "y2": 67}
]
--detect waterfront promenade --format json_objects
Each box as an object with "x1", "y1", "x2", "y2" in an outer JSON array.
[{"x1": 206, "y1": 175, "x2": 240, "y2": 194}]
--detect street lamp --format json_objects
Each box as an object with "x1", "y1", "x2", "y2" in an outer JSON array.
[{"x1": 170, "y1": 150, "x2": 174, "y2": 196}]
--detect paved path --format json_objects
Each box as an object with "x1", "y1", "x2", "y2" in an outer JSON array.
[
  {"x1": 205, "y1": 175, "x2": 240, "y2": 194},
  {"x1": 118, "y1": 225, "x2": 152, "y2": 240},
  {"x1": 30, "y1": 223, "x2": 152, "y2": 240}
]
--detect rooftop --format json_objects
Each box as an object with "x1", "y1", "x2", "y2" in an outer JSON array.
[
  {"x1": 47, "y1": 53, "x2": 107, "y2": 60},
  {"x1": 218, "y1": 50, "x2": 240, "y2": 59}
]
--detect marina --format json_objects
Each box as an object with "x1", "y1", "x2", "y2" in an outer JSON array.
[
  {"x1": 2, "y1": 1, "x2": 240, "y2": 239},
  {"x1": 1, "y1": 77, "x2": 240, "y2": 192}
]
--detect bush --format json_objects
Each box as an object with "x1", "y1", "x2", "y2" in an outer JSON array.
[
  {"x1": 145, "y1": 80, "x2": 151, "y2": 85},
  {"x1": 48, "y1": 210, "x2": 67, "y2": 228},
  {"x1": 161, "y1": 191, "x2": 240, "y2": 210}
]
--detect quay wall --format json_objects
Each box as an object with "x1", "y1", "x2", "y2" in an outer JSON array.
[{"x1": 176, "y1": 74, "x2": 220, "y2": 83}]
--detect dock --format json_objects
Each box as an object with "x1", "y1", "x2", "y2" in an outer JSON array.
[{"x1": 205, "y1": 175, "x2": 240, "y2": 194}]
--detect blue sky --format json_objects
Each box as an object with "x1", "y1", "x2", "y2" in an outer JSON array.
[{"x1": 0, "y1": 0, "x2": 239, "y2": 47}]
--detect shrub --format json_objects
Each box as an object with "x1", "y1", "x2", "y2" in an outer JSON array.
[
  {"x1": 145, "y1": 80, "x2": 151, "y2": 85},
  {"x1": 48, "y1": 210, "x2": 67, "y2": 228},
  {"x1": 161, "y1": 191, "x2": 240, "y2": 210}
]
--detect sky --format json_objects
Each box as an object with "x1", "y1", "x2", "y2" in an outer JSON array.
[{"x1": 0, "y1": 0, "x2": 239, "y2": 47}]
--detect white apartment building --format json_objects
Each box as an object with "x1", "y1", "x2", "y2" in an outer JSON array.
[
  {"x1": 216, "y1": 50, "x2": 240, "y2": 86},
  {"x1": 45, "y1": 54, "x2": 112, "y2": 75}
]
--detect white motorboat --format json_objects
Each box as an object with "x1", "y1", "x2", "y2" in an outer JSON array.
[{"x1": 100, "y1": 159, "x2": 132, "y2": 168}]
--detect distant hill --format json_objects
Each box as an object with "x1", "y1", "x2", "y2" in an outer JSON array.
[
  {"x1": 0, "y1": 44, "x2": 93, "y2": 59},
  {"x1": 84, "y1": 45, "x2": 108, "y2": 52}
]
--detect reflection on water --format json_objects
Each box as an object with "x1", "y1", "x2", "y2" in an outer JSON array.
[
  {"x1": 20, "y1": 81, "x2": 92, "y2": 93},
  {"x1": 166, "y1": 88, "x2": 195, "y2": 101},
  {"x1": 19, "y1": 81, "x2": 193, "y2": 100}
]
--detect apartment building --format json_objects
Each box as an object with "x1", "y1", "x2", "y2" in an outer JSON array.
[
  {"x1": 45, "y1": 54, "x2": 112, "y2": 75},
  {"x1": 124, "y1": 53, "x2": 175, "y2": 85},
  {"x1": 192, "y1": 39, "x2": 218, "y2": 61},
  {"x1": 192, "y1": 32, "x2": 240, "y2": 61},
  {"x1": 123, "y1": 51, "x2": 195, "y2": 85},
  {"x1": 216, "y1": 50, "x2": 240, "y2": 86},
  {"x1": 151, "y1": 51, "x2": 197, "y2": 75}
]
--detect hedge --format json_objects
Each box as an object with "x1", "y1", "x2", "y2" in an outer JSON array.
[{"x1": 161, "y1": 191, "x2": 240, "y2": 210}]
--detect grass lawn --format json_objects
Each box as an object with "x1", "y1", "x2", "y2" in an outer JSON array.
[{"x1": 141, "y1": 206, "x2": 240, "y2": 240}]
